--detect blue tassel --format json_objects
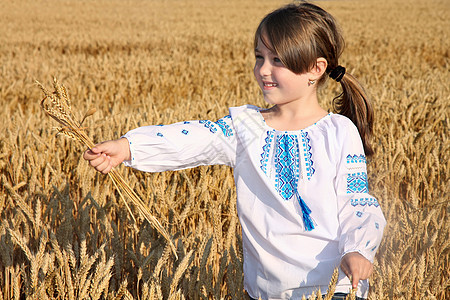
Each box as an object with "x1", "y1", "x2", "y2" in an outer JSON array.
[{"x1": 296, "y1": 192, "x2": 315, "y2": 231}]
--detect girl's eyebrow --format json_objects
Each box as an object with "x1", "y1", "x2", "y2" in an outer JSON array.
[
  {"x1": 255, "y1": 48, "x2": 270, "y2": 55},
  {"x1": 255, "y1": 47, "x2": 275, "y2": 56}
]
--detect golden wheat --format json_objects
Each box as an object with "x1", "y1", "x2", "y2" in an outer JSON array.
[{"x1": 0, "y1": 0, "x2": 448, "y2": 299}]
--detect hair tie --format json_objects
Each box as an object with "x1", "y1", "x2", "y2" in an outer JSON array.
[{"x1": 329, "y1": 66, "x2": 346, "y2": 82}]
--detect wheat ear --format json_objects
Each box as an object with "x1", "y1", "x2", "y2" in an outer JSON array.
[
  {"x1": 323, "y1": 268, "x2": 339, "y2": 300},
  {"x1": 37, "y1": 78, "x2": 177, "y2": 259}
]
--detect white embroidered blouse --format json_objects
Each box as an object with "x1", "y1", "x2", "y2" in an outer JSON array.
[{"x1": 123, "y1": 105, "x2": 386, "y2": 300}]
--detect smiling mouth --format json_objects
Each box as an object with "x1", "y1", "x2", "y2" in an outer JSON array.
[{"x1": 263, "y1": 82, "x2": 278, "y2": 87}]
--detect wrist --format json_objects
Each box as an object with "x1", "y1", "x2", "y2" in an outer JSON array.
[
  {"x1": 342, "y1": 249, "x2": 373, "y2": 263},
  {"x1": 119, "y1": 137, "x2": 131, "y2": 161}
]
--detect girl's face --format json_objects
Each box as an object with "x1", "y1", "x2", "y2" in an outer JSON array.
[{"x1": 253, "y1": 36, "x2": 312, "y2": 106}]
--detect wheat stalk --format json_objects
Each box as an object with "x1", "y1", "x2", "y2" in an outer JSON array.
[
  {"x1": 323, "y1": 268, "x2": 339, "y2": 300},
  {"x1": 37, "y1": 78, "x2": 177, "y2": 259},
  {"x1": 345, "y1": 288, "x2": 357, "y2": 300},
  {"x1": 169, "y1": 250, "x2": 194, "y2": 295}
]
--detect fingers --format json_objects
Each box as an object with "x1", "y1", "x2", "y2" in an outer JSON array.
[
  {"x1": 82, "y1": 141, "x2": 115, "y2": 174},
  {"x1": 86, "y1": 153, "x2": 113, "y2": 174},
  {"x1": 340, "y1": 258, "x2": 352, "y2": 283},
  {"x1": 83, "y1": 149, "x2": 100, "y2": 160},
  {"x1": 83, "y1": 142, "x2": 108, "y2": 160},
  {"x1": 350, "y1": 264, "x2": 372, "y2": 288},
  {"x1": 361, "y1": 263, "x2": 373, "y2": 280},
  {"x1": 101, "y1": 161, "x2": 114, "y2": 174},
  {"x1": 351, "y1": 273, "x2": 360, "y2": 289},
  {"x1": 340, "y1": 252, "x2": 373, "y2": 289},
  {"x1": 343, "y1": 260, "x2": 361, "y2": 289},
  {"x1": 82, "y1": 139, "x2": 129, "y2": 174},
  {"x1": 340, "y1": 260, "x2": 360, "y2": 289}
]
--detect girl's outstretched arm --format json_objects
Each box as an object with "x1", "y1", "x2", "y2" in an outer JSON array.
[
  {"x1": 121, "y1": 115, "x2": 237, "y2": 173},
  {"x1": 83, "y1": 138, "x2": 131, "y2": 174}
]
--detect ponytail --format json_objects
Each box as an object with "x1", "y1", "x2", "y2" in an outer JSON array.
[{"x1": 330, "y1": 69, "x2": 375, "y2": 156}]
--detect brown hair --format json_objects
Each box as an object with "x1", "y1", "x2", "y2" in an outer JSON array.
[{"x1": 255, "y1": 2, "x2": 375, "y2": 156}]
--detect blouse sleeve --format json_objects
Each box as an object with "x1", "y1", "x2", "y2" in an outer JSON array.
[
  {"x1": 122, "y1": 115, "x2": 236, "y2": 172},
  {"x1": 335, "y1": 120, "x2": 386, "y2": 262}
]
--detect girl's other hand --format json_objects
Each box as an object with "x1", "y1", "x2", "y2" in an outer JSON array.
[
  {"x1": 83, "y1": 138, "x2": 131, "y2": 174},
  {"x1": 340, "y1": 252, "x2": 373, "y2": 289}
]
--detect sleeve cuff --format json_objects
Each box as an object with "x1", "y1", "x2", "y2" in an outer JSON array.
[{"x1": 121, "y1": 135, "x2": 134, "y2": 167}]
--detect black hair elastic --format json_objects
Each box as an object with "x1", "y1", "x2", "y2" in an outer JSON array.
[{"x1": 329, "y1": 66, "x2": 346, "y2": 82}]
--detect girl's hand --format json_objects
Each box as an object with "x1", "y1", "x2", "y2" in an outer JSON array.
[
  {"x1": 83, "y1": 138, "x2": 131, "y2": 174},
  {"x1": 340, "y1": 252, "x2": 373, "y2": 289}
]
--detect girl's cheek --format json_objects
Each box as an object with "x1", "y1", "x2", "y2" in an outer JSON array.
[
  {"x1": 253, "y1": 63, "x2": 258, "y2": 73},
  {"x1": 253, "y1": 66, "x2": 259, "y2": 79}
]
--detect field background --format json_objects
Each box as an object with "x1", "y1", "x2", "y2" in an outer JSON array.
[{"x1": 0, "y1": 0, "x2": 448, "y2": 299}]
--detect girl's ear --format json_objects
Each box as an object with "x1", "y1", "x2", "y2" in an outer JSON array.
[{"x1": 310, "y1": 57, "x2": 328, "y2": 80}]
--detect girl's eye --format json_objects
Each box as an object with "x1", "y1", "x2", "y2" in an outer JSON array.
[
  {"x1": 273, "y1": 57, "x2": 282, "y2": 63},
  {"x1": 255, "y1": 54, "x2": 263, "y2": 60}
]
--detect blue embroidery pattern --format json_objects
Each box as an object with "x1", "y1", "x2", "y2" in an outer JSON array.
[
  {"x1": 300, "y1": 132, "x2": 315, "y2": 180},
  {"x1": 350, "y1": 197, "x2": 379, "y2": 207},
  {"x1": 347, "y1": 172, "x2": 369, "y2": 193},
  {"x1": 375, "y1": 222, "x2": 379, "y2": 229},
  {"x1": 356, "y1": 211, "x2": 363, "y2": 217},
  {"x1": 199, "y1": 117, "x2": 234, "y2": 137},
  {"x1": 199, "y1": 120, "x2": 217, "y2": 134},
  {"x1": 260, "y1": 131, "x2": 274, "y2": 174},
  {"x1": 215, "y1": 116, "x2": 234, "y2": 137},
  {"x1": 346, "y1": 154, "x2": 366, "y2": 164},
  {"x1": 184, "y1": 121, "x2": 190, "y2": 124},
  {"x1": 157, "y1": 133, "x2": 163, "y2": 137},
  {"x1": 181, "y1": 129, "x2": 189, "y2": 135},
  {"x1": 259, "y1": 132, "x2": 314, "y2": 231},
  {"x1": 274, "y1": 134, "x2": 300, "y2": 200}
]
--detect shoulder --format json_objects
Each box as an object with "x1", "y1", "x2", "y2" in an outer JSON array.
[
  {"x1": 312, "y1": 113, "x2": 363, "y2": 156},
  {"x1": 325, "y1": 113, "x2": 360, "y2": 139},
  {"x1": 228, "y1": 105, "x2": 266, "y2": 137},
  {"x1": 326, "y1": 114, "x2": 365, "y2": 155},
  {"x1": 229, "y1": 104, "x2": 262, "y2": 117},
  {"x1": 228, "y1": 104, "x2": 264, "y2": 125},
  {"x1": 327, "y1": 113, "x2": 357, "y2": 129}
]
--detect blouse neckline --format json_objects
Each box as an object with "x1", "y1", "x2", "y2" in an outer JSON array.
[{"x1": 256, "y1": 108, "x2": 332, "y2": 133}]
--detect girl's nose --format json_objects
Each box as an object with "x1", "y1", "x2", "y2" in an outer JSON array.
[{"x1": 259, "y1": 60, "x2": 272, "y2": 77}]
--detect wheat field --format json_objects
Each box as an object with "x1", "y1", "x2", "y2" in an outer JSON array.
[{"x1": 0, "y1": 0, "x2": 448, "y2": 299}]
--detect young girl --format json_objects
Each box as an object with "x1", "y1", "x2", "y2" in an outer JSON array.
[{"x1": 83, "y1": 2, "x2": 386, "y2": 299}]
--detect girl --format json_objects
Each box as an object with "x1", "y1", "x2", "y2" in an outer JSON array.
[{"x1": 83, "y1": 2, "x2": 386, "y2": 299}]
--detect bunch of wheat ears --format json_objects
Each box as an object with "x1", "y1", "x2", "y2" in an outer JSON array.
[{"x1": 37, "y1": 78, "x2": 177, "y2": 259}]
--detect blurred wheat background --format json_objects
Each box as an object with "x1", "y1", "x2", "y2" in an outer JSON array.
[{"x1": 0, "y1": 0, "x2": 448, "y2": 299}]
